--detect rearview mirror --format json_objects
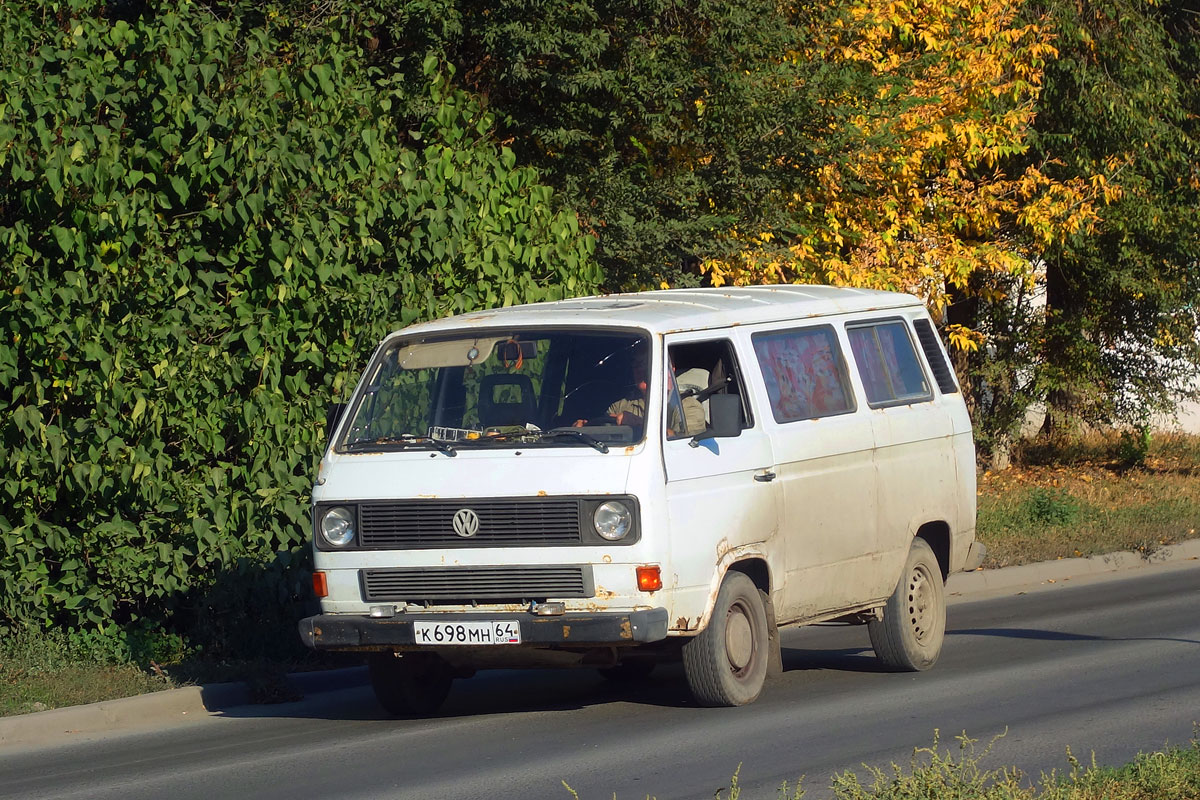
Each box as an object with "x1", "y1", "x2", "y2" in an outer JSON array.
[{"x1": 496, "y1": 340, "x2": 538, "y2": 363}]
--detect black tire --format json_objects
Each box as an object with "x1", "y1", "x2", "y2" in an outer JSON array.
[
  {"x1": 367, "y1": 652, "x2": 454, "y2": 716},
  {"x1": 868, "y1": 538, "x2": 946, "y2": 671},
  {"x1": 681, "y1": 571, "x2": 770, "y2": 707},
  {"x1": 597, "y1": 659, "x2": 656, "y2": 682}
]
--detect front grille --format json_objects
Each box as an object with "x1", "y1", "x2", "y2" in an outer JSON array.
[
  {"x1": 358, "y1": 499, "x2": 582, "y2": 549},
  {"x1": 360, "y1": 565, "x2": 594, "y2": 603}
]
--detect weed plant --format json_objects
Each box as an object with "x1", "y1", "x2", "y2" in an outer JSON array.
[
  {"x1": 567, "y1": 732, "x2": 1200, "y2": 798},
  {"x1": 830, "y1": 732, "x2": 1200, "y2": 800}
]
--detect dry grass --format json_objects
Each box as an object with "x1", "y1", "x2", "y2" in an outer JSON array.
[{"x1": 977, "y1": 432, "x2": 1200, "y2": 567}]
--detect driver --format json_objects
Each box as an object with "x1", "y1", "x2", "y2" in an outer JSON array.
[{"x1": 575, "y1": 360, "x2": 705, "y2": 436}]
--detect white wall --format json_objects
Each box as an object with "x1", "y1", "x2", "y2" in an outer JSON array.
[{"x1": 1155, "y1": 398, "x2": 1200, "y2": 434}]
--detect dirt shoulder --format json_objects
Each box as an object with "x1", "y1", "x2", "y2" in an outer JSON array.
[{"x1": 977, "y1": 433, "x2": 1200, "y2": 568}]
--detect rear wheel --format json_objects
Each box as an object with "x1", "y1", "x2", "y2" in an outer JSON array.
[
  {"x1": 367, "y1": 652, "x2": 453, "y2": 716},
  {"x1": 868, "y1": 538, "x2": 946, "y2": 671},
  {"x1": 682, "y1": 571, "x2": 770, "y2": 706}
]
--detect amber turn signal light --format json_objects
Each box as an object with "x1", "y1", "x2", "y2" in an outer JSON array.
[
  {"x1": 312, "y1": 571, "x2": 328, "y2": 598},
  {"x1": 636, "y1": 565, "x2": 662, "y2": 592}
]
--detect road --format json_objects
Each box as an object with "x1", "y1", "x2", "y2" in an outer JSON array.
[{"x1": 2, "y1": 563, "x2": 1198, "y2": 800}]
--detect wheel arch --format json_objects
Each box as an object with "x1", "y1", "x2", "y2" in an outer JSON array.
[
  {"x1": 915, "y1": 520, "x2": 951, "y2": 581},
  {"x1": 690, "y1": 551, "x2": 775, "y2": 634},
  {"x1": 726, "y1": 557, "x2": 771, "y2": 596}
]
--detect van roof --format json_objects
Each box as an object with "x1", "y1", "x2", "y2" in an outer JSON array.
[{"x1": 395, "y1": 285, "x2": 923, "y2": 339}]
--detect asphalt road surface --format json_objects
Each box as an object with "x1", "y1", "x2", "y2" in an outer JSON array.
[{"x1": 3, "y1": 563, "x2": 1198, "y2": 800}]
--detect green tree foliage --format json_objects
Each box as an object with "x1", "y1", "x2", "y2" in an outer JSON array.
[
  {"x1": 360, "y1": 0, "x2": 869, "y2": 289},
  {"x1": 0, "y1": 0, "x2": 598, "y2": 643},
  {"x1": 974, "y1": 0, "x2": 1200, "y2": 447}
]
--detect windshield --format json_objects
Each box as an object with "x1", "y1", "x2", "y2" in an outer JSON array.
[{"x1": 337, "y1": 329, "x2": 652, "y2": 453}]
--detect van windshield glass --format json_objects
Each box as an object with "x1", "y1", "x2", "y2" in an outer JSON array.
[{"x1": 338, "y1": 330, "x2": 652, "y2": 453}]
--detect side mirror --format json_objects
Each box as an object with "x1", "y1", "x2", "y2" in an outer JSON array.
[
  {"x1": 689, "y1": 393, "x2": 742, "y2": 447},
  {"x1": 325, "y1": 402, "x2": 347, "y2": 444}
]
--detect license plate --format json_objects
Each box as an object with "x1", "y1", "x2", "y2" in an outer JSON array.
[{"x1": 412, "y1": 620, "x2": 522, "y2": 646}]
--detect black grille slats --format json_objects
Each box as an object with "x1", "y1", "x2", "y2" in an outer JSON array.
[
  {"x1": 359, "y1": 499, "x2": 581, "y2": 548},
  {"x1": 912, "y1": 319, "x2": 959, "y2": 394},
  {"x1": 360, "y1": 565, "x2": 593, "y2": 603}
]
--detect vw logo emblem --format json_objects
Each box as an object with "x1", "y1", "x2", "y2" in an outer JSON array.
[{"x1": 452, "y1": 508, "x2": 480, "y2": 538}]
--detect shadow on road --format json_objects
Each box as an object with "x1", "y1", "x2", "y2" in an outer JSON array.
[
  {"x1": 211, "y1": 635, "x2": 904, "y2": 725},
  {"x1": 212, "y1": 664, "x2": 706, "y2": 723},
  {"x1": 948, "y1": 627, "x2": 1200, "y2": 646},
  {"x1": 781, "y1": 645, "x2": 884, "y2": 674},
  {"x1": 216, "y1": 622, "x2": 1191, "y2": 725}
]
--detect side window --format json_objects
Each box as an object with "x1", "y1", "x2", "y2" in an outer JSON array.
[
  {"x1": 665, "y1": 339, "x2": 752, "y2": 439},
  {"x1": 751, "y1": 326, "x2": 856, "y2": 423},
  {"x1": 847, "y1": 320, "x2": 932, "y2": 406}
]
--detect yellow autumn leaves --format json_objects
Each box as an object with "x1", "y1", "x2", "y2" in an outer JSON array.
[{"x1": 703, "y1": 0, "x2": 1118, "y2": 347}]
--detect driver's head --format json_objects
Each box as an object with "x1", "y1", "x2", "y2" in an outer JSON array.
[{"x1": 631, "y1": 359, "x2": 648, "y2": 394}]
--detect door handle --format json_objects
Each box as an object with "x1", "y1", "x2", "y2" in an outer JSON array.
[{"x1": 754, "y1": 470, "x2": 776, "y2": 482}]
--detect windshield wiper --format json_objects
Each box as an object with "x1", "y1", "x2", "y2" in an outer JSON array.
[
  {"x1": 472, "y1": 428, "x2": 610, "y2": 453},
  {"x1": 343, "y1": 435, "x2": 457, "y2": 456},
  {"x1": 537, "y1": 429, "x2": 610, "y2": 453}
]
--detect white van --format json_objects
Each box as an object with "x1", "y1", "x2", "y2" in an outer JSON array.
[{"x1": 299, "y1": 286, "x2": 984, "y2": 712}]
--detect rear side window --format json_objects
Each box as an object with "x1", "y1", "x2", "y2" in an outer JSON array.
[
  {"x1": 847, "y1": 320, "x2": 932, "y2": 406},
  {"x1": 752, "y1": 326, "x2": 856, "y2": 422}
]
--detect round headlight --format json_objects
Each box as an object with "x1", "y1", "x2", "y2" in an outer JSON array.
[
  {"x1": 320, "y1": 506, "x2": 356, "y2": 547},
  {"x1": 593, "y1": 500, "x2": 632, "y2": 541}
]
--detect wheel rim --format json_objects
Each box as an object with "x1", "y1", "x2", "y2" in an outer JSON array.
[
  {"x1": 907, "y1": 563, "x2": 936, "y2": 644},
  {"x1": 725, "y1": 601, "x2": 754, "y2": 674}
]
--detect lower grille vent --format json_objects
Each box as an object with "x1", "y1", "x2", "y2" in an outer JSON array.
[{"x1": 360, "y1": 565, "x2": 594, "y2": 603}]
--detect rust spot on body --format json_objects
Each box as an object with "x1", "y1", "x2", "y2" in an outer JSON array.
[
  {"x1": 562, "y1": 625, "x2": 571, "y2": 638},
  {"x1": 602, "y1": 554, "x2": 612, "y2": 564},
  {"x1": 716, "y1": 537, "x2": 732, "y2": 561},
  {"x1": 537, "y1": 490, "x2": 548, "y2": 496},
  {"x1": 619, "y1": 620, "x2": 632, "y2": 639},
  {"x1": 674, "y1": 617, "x2": 690, "y2": 631}
]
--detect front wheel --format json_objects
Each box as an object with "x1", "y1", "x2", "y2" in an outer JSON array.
[
  {"x1": 367, "y1": 652, "x2": 453, "y2": 716},
  {"x1": 868, "y1": 538, "x2": 946, "y2": 671},
  {"x1": 682, "y1": 571, "x2": 770, "y2": 706}
]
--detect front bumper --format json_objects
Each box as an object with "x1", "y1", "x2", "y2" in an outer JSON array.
[{"x1": 299, "y1": 608, "x2": 669, "y2": 651}]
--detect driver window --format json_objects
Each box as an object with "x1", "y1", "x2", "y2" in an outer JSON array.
[{"x1": 665, "y1": 339, "x2": 751, "y2": 440}]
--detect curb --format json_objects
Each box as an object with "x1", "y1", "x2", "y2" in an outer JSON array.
[
  {"x1": 3, "y1": 539, "x2": 1199, "y2": 749},
  {"x1": 0, "y1": 666, "x2": 367, "y2": 750},
  {"x1": 946, "y1": 537, "x2": 1200, "y2": 596}
]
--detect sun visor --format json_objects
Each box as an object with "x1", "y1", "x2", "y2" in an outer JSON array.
[{"x1": 394, "y1": 337, "x2": 507, "y2": 369}]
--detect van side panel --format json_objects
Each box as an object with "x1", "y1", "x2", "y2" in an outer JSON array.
[
  {"x1": 870, "y1": 398, "x2": 959, "y2": 579},
  {"x1": 737, "y1": 324, "x2": 882, "y2": 622},
  {"x1": 835, "y1": 311, "x2": 960, "y2": 593}
]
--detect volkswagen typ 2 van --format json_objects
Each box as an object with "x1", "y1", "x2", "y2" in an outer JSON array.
[{"x1": 299, "y1": 286, "x2": 984, "y2": 713}]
